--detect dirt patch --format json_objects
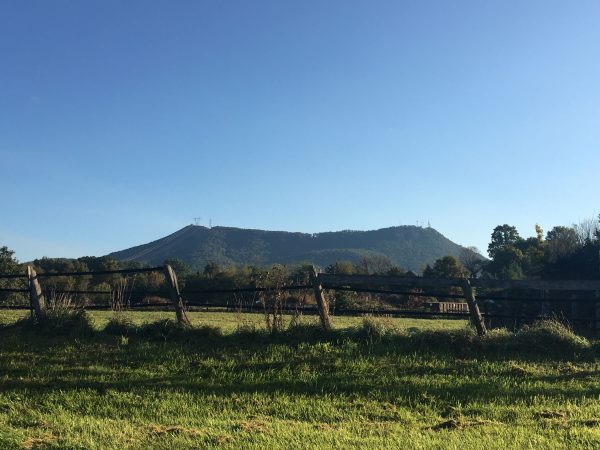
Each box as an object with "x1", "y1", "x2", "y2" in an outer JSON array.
[
  {"x1": 535, "y1": 410, "x2": 567, "y2": 420},
  {"x1": 209, "y1": 434, "x2": 233, "y2": 445},
  {"x1": 580, "y1": 418, "x2": 600, "y2": 427},
  {"x1": 431, "y1": 418, "x2": 501, "y2": 431},
  {"x1": 21, "y1": 435, "x2": 56, "y2": 449},
  {"x1": 238, "y1": 419, "x2": 269, "y2": 434},
  {"x1": 508, "y1": 362, "x2": 536, "y2": 376},
  {"x1": 147, "y1": 424, "x2": 204, "y2": 437}
]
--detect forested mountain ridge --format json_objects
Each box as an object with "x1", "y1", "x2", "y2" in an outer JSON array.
[{"x1": 107, "y1": 225, "x2": 471, "y2": 272}]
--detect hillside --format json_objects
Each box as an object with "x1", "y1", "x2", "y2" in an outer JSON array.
[{"x1": 108, "y1": 225, "x2": 471, "y2": 272}]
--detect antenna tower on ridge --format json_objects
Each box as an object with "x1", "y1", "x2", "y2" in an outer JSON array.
[{"x1": 193, "y1": 217, "x2": 202, "y2": 226}]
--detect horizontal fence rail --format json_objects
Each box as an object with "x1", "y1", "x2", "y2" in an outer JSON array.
[
  {"x1": 35, "y1": 266, "x2": 165, "y2": 277},
  {"x1": 0, "y1": 273, "x2": 28, "y2": 279},
  {"x1": 2, "y1": 266, "x2": 600, "y2": 334},
  {"x1": 320, "y1": 273, "x2": 600, "y2": 292}
]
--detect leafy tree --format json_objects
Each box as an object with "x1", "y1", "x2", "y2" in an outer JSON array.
[
  {"x1": 423, "y1": 256, "x2": 468, "y2": 279},
  {"x1": 574, "y1": 216, "x2": 599, "y2": 246},
  {"x1": 0, "y1": 246, "x2": 25, "y2": 305},
  {"x1": 364, "y1": 255, "x2": 394, "y2": 275},
  {"x1": 203, "y1": 262, "x2": 221, "y2": 279},
  {"x1": 325, "y1": 261, "x2": 357, "y2": 275},
  {"x1": 546, "y1": 226, "x2": 578, "y2": 262},
  {"x1": 0, "y1": 246, "x2": 19, "y2": 274},
  {"x1": 535, "y1": 224, "x2": 544, "y2": 242},
  {"x1": 459, "y1": 246, "x2": 483, "y2": 278},
  {"x1": 516, "y1": 236, "x2": 546, "y2": 278},
  {"x1": 488, "y1": 225, "x2": 521, "y2": 259},
  {"x1": 386, "y1": 266, "x2": 406, "y2": 276},
  {"x1": 484, "y1": 246, "x2": 524, "y2": 279},
  {"x1": 290, "y1": 264, "x2": 313, "y2": 285},
  {"x1": 164, "y1": 258, "x2": 192, "y2": 278}
]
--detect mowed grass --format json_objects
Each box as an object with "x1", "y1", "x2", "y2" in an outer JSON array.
[{"x1": 0, "y1": 310, "x2": 599, "y2": 449}]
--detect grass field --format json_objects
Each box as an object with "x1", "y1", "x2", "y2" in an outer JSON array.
[{"x1": 1, "y1": 310, "x2": 599, "y2": 449}]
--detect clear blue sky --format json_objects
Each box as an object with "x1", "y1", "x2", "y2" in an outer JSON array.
[{"x1": 2, "y1": 1, "x2": 599, "y2": 262}]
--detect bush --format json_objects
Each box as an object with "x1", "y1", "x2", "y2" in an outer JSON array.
[
  {"x1": 477, "y1": 320, "x2": 591, "y2": 359},
  {"x1": 14, "y1": 308, "x2": 95, "y2": 337},
  {"x1": 283, "y1": 323, "x2": 332, "y2": 342},
  {"x1": 357, "y1": 316, "x2": 396, "y2": 342},
  {"x1": 136, "y1": 320, "x2": 221, "y2": 341},
  {"x1": 411, "y1": 327, "x2": 477, "y2": 353},
  {"x1": 515, "y1": 320, "x2": 591, "y2": 358},
  {"x1": 103, "y1": 315, "x2": 137, "y2": 336},
  {"x1": 137, "y1": 319, "x2": 192, "y2": 341}
]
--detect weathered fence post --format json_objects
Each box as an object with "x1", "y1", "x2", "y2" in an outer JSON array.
[
  {"x1": 309, "y1": 266, "x2": 331, "y2": 331},
  {"x1": 163, "y1": 264, "x2": 190, "y2": 325},
  {"x1": 27, "y1": 266, "x2": 45, "y2": 321},
  {"x1": 595, "y1": 291, "x2": 600, "y2": 337},
  {"x1": 461, "y1": 278, "x2": 486, "y2": 336}
]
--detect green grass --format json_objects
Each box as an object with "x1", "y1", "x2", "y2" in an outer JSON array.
[{"x1": 0, "y1": 310, "x2": 599, "y2": 449}]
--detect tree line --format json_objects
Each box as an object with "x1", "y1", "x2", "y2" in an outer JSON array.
[{"x1": 1, "y1": 216, "x2": 598, "y2": 310}]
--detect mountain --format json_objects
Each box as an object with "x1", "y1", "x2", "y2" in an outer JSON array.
[{"x1": 107, "y1": 225, "x2": 473, "y2": 272}]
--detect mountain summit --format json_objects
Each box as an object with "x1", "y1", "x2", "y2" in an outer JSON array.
[{"x1": 108, "y1": 225, "x2": 469, "y2": 272}]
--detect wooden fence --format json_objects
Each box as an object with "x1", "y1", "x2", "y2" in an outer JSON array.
[{"x1": 2, "y1": 266, "x2": 600, "y2": 336}]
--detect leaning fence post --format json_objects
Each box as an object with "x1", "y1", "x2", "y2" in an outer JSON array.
[
  {"x1": 309, "y1": 266, "x2": 331, "y2": 331},
  {"x1": 595, "y1": 291, "x2": 600, "y2": 337},
  {"x1": 461, "y1": 278, "x2": 486, "y2": 336},
  {"x1": 163, "y1": 264, "x2": 190, "y2": 325},
  {"x1": 27, "y1": 266, "x2": 45, "y2": 321}
]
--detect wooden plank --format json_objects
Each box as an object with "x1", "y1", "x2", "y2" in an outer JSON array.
[
  {"x1": 163, "y1": 264, "x2": 190, "y2": 325},
  {"x1": 319, "y1": 273, "x2": 600, "y2": 292},
  {"x1": 310, "y1": 266, "x2": 331, "y2": 331},
  {"x1": 471, "y1": 278, "x2": 600, "y2": 291},
  {"x1": 596, "y1": 292, "x2": 600, "y2": 337},
  {"x1": 36, "y1": 266, "x2": 164, "y2": 278},
  {"x1": 318, "y1": 273, "x2": 461, "y2": 289}
]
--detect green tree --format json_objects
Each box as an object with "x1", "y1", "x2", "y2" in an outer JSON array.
[
  {"x1": 325, "y1": 261, "x2": 357, "y2": 275},
  {"x1": 0, "y1": 246, "x2": 19, "y2": 274},
  {"x1": 486, "y1": 246, "x2": 525, "y2": 279},
  {"x1": 386, "y1": 266, "x2": 406, "y2": 276},
  {"x1": 546, "y1": 226, "x2": 579, "y2": 262},
  {"x1": 0, "y1": 246, "x2": 25, "y2": 305},
  {"x1": 423, "y1": 256, "x2": 468, "y2": 279},
  {"x1": 516, "y1": 236, "x2": 546, "y2": 278},
  {"x1": 488, "y1": 225, "x2": 521, "y2": 259},
  {"x1": 459, "y1": 246, "x2": 483, "y2": 278},
  {"x1": 203, "y1": 262, "x2": 221, "y2": 279},
  {"x1": 164, "y1": 258, "x2": 192, "y2": 278}
]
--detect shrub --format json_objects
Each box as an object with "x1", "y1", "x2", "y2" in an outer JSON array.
[
  {"x1": 515, "y1": 320, "x2": 591, "y2": 358},
  {"x1": 18, "y1": 308, "x2": 95, "y2": 337},
  {"x1": 136, "y1": 320, "x2": 221, "y2": 341},
  {"x1": 357, "y1": 316, "x2": 396, "y2": 342},
  {"x1": 412, "y1": 326, "x2": 477, "y2": 352},
  {"x1": 103, "y1": 315, "x2": 137, "y2": 336},
  {"x1": 284, "y1": 323, "x2": 332, "y2": 342},
  {"x1": 137, "y1": 319, "x2": 191, "y2": 341}
]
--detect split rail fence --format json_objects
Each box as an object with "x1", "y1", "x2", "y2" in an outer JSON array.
[{"x1": 2, "y1": 265, "x2": 600, "y2": 336}]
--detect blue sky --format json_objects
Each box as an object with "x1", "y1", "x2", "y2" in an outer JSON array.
[{"x1": 2, "y1": 1, "x2": 599, "y2": 262}]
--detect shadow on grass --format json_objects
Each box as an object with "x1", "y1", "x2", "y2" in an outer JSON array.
[
  {"x1": 1, "y1": 360, "x2": 599, "y2": 409},
  {"x1": 0, "y1": 314, "x2": 595, "y2": 361},
  {"x1": 0, "y1": 315, "x2": 599, "y2": 410}
]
